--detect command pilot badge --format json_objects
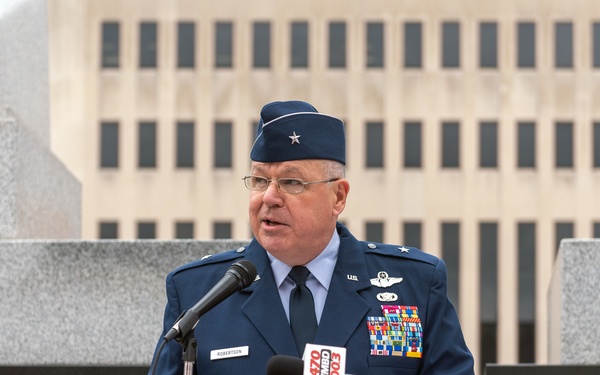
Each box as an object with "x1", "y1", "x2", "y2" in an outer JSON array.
[{"x1": 370, "y1": 271, "x2": 403, "y2": 288}]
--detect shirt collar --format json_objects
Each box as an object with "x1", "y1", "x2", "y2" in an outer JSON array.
[{"x1": 268, "y1": 230, "x2": 340, "y2": 291}]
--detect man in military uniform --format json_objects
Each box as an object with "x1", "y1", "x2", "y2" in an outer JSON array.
[{"x1": 149, "y1": 100, "x2": 474, "y2": 374}]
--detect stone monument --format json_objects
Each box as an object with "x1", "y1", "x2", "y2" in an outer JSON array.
[
  {"x1": 548, "y1": 239, "x2": 600, "y2": 365},
  {"x1": 0, "y1": 0, "x2": 81, "y2": 239}
]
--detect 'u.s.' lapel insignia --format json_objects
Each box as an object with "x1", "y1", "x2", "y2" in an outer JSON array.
[
  {"x1": 370, "y1": 271, "x2": 403, "y2": 288},
  {"x1": 377, "y1": 292, "x2": 398, "y2": 302}
]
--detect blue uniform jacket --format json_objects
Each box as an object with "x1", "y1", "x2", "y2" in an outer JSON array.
[{"x1": 150, "y1": 223, "x2": 474, "y2": 375}]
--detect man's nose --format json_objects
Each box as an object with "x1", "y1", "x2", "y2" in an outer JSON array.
[{"x1": 262, "y1": 180, "x2": 284, "y2": 202}]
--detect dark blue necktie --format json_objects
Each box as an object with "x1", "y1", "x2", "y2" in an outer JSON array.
[{"x1": 288, "y1": 266, "x2": 318, "y2": 356}]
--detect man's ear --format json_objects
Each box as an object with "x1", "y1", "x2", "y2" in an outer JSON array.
[{"x1": 332, "y1": 179, "x2": 350, "y2": 216}]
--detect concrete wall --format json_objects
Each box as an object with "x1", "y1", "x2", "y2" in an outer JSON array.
[
  {"x1": 0, "y1": 239, "x2": 247, "y2": 365},
  {"x1": 548, "y1": 239, "x2": 600, "y2": 365}
]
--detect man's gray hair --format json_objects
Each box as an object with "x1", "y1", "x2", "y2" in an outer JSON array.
[{"x1": 322, "y1": 160, "x2": 346, "y2": 180}]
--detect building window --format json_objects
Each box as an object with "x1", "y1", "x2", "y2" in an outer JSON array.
[
  {"x1": 518, "y1": 222, "x2": 536, "y2": 363},
  {"x1": 213, "y1": 222, "x2": 232, "y2": 239},
  {"x1": 366, "y1": 222, "x2": 384, "y2": 243},
  {"x1": 100, "y1": 121, "x2": 119, "y2": 168},
  {"x1": 403, "y1": 222, "x2": 422, "y2": 249},
  {"x1": 177, "y1": 22, "x2": 195, "y2": 68},
  {"x1": 99, "y1": 222, "x2": 118, "y2": 239},
  {"x1": 139, "y1": 22, "x2": 157, "y2": 68},
  {"x1": 442, "y1": 121, "x2": 460, "y2": 168},
  {"x1": 214, "y1": 121, "x2": 232, "y2": 168},
  {"x1": 518, "y1": 22, "x2": 536, "y2": 68},
  {"x1": 291, "y1": 22, "x2": 309, "y2": 68},
  {"x1": 555, "y1": 122, "x2": 574, "y2": 168},
  {"x1": 403, "y1": 121, "x2": 422, "y2": 168},
  {"x1": 480, "y1": 22, "x2": 498, "y2": 68},
  {"x1": 251, "y1": 120, "x2": 259, "y2": 145},
  {"x1": 518, "y1": 121, "x2": 536, "y2": 168},
  {"x1": 442, "y1": 21, "x2": 460, "y2": 68},
  {"x1": 594, "y1": 222, "x2": 600, "y2": 238},
  {"x1": 366, "y1": 121, "x2": 384, "y2": 168},
  {"x1": 139, "y1": 121, "x2": 157, "y2": 168},
  {"x1": 176, "y1": 121, "x2": 194, "y2": 168},
  {"x1": 555, "y1": 222, "x2": 574, "y2": 253},
  {"x1": 101, "y1": 22, "x2": 119, "y2": 68},
  {"x1": 404, "y1": 22, "x2": 422, "y2": 68},
  {"x1": 479, "y1": 222, "x2": 498, "y2": 373},
  {"x1": 138, "y1": 222, "x2": 156, "y2": 239},
  {"x1": 366, "y1": 22, "x2": 384, "y2": 68},
  {"x1": 442, "y1": 222, "x2": 460, "y2": 311},
  {"x1": 253, "y1": 22, "x2": 270, "y2": 68},
  {"x1": 555, "y1": 22, "x2": 573, "y2": 68},
  {"x1": 593, "y1": 122, "x2": 600, "y2": 167},
  {"x1": 215, "y1": 22, "x2": 233, "y2": 68},
  {"x1": 480, "y1": 121, "x2": 498, "y2": 168},
  {"x1": 593, "y1": 23, "x2": 600, "y2": 68},
  {"x1": 329, "y1": 22, "x2": 346, "y2": 68},
  {"x1": 175, "y1": 222, "x2": 194, "y2": 239}
]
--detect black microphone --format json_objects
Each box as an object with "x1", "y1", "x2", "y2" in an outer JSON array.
[
  {"x1": 164, "y1": 259, "x2": 257, "y2": 342},
  {"x1": 265, "y1": 355, "x2": 304, "y2": 375}
]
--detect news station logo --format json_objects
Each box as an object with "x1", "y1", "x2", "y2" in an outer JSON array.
[{"x1": 302, "y1": 344, "x2": 346, "y2": 375}]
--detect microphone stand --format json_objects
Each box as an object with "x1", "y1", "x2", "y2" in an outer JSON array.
[
  {"x1": 169, "y1": 310, "x2": 199, "y2": 375},
  {"x1": 180, "y1": 330, "x2": 197, "y2": 375}
]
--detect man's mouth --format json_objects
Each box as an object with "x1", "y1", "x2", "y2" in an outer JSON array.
[{"x1": 263, "y1": 219, "x2": 283, "y2": 226}]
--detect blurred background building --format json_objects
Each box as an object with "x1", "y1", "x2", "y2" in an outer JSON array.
[{"x1": 47, "y1": 0, "x2": 600, "y2": 372}]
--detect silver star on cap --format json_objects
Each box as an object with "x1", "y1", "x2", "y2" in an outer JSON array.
[
  {"x1": 289, "y1": 131, "x2": 301, "y2": 145},
  {"x1": 399, "y1": 246, "x2": 410, "y2": 253}
]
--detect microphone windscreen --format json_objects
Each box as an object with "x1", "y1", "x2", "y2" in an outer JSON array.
[
  {"x1": 265, "y1": 355, "x2": 304, "y2": 375},
  {"x1": 230, "y1": 259, "x2": 258, "y2": 288}
]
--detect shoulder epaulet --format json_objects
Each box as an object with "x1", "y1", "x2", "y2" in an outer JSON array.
[
  {"x1": 172, "y1": 245, "x2": 248, "y2": 275},
  {"x1": 362, "y1": 241, "x2": 439, "y2": 266}
]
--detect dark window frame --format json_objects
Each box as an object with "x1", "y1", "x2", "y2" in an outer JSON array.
[
  {"x1": 555, "y1": 22, "x2": 573, "y2": 69},
  {"x1": 442, "y1": 121, "x2": 460, "y2": 168},
  {"x1": 555, "y1": 121, "x2": 574, "y2": 168},
  {"x1": 366, "y1": 22, "x2": 384, "y2": 68},
  {"x1": 404, "y1": 21, "x2": 422, "y2": 68},
  {"x1": 329, "y1": 21, "x2": 347, "y2": 68},
  {"x1": 177, "y1": 22, "x2": 195, "y2": 68},
  {"x1": 480, "y1": 121, "x2": 498, "y2": 168},
  {"x1": 139, "y1": 21, "x2": 158, "y2": 68},
  {"x1": 214, "y1": 121, "x2": 233, "y2": 168},
  {"x1": 138, "y1": 121, "x2": 157, "y2": 168},
  {"x1": 100, "y1": 121, "x2": 119, "y2": 168},
  {"x1": 291, "y1": 21, "x2": 309, "y2": 68},
  {"x1": 215, "y1": 21, "x2": 233, "y2": 68},
  {"x1": 101, "y1": 22, "x2": 120, "y2": 68},
  {"x1": 366, "y1": 121, "x2": 384, "y2": 168},
  {"x1": 517, "y1": 121, "x2": 536, "y2": 168},
  {"x1": 253, "y1": 21, "x2": 271, "y2": 68},
  {"x1": 403, "y1": 121, "x2": 422, "y2": 168},
  {"x1": 442, "y1": 21, "x2": 460, "y2": 68},
  {"x1": 176, "y1": 121, "x2": 195, "y2": 168},
  {"x1": 480, "y1": 22, "x2": 498, "y2": 68},
  {"x1": 517, "y1": 22, "x2": 536, "y2": 68}
]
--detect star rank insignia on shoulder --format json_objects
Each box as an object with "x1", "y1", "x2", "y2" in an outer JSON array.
[{"x1": 370, "y1": 271, "x2": 403, "y2": 288}]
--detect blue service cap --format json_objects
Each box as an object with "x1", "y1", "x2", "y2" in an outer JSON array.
[{"x1": 250, "y1": 101, "x2": 346, "y2": 165}]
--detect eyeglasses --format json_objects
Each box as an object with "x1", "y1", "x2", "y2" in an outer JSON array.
[{"x1": 242, "y1": 175, "x2": 339, "y2": 194}]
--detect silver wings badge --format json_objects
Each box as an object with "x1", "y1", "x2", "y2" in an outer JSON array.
[{"x1": 370, "y1": 271, "x2": 403, "y2": 288}]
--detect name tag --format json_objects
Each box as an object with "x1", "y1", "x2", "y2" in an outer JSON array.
[{"x1": 210, "y1": 346, "x2": 249, "y2": 360}]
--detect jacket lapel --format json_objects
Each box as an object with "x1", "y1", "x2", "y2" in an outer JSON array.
[
  {"x1": 240, "y1": 242, "x2": 298, "y2": 356},
  {"x1": 314, "y1": 227, "x2": 371, "y2": 348}
]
